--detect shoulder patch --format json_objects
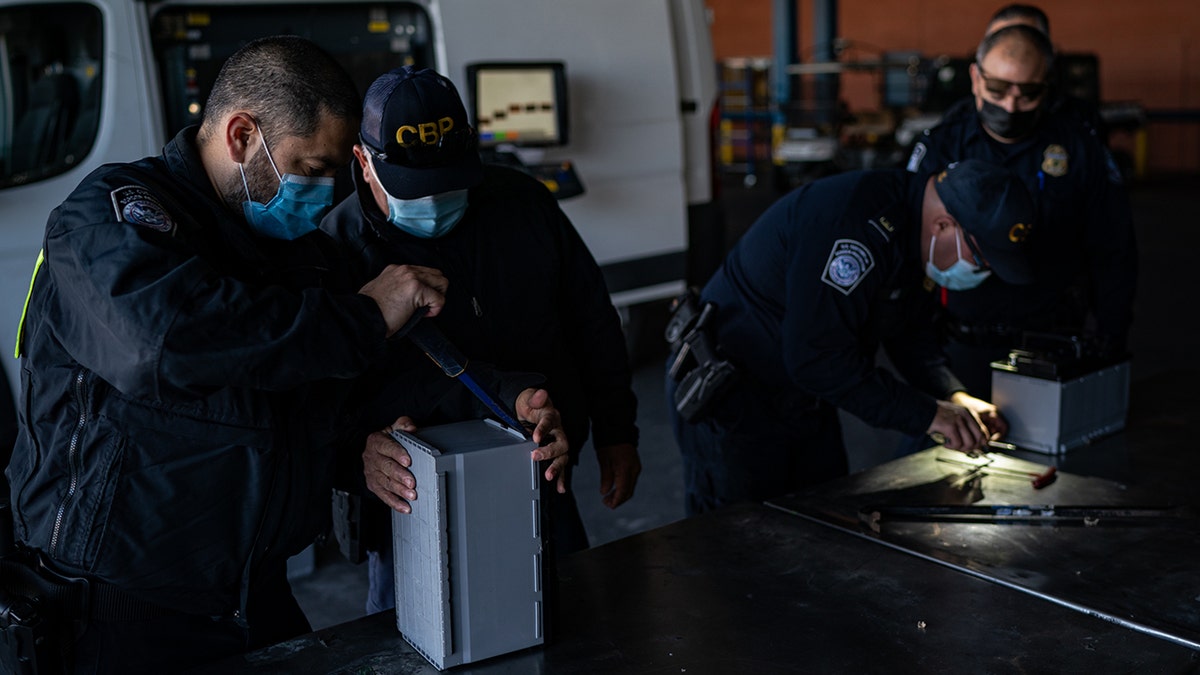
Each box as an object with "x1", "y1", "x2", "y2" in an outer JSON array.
[
  {"x1": 821, "y1": 239, "x2": 875, "y2": 296},
  {"x1": 906, "y1": 142, "x2": 927, "y2": 173},
  {"x1": 110, "y1": 186, "x2": 175, "y2": 234}
]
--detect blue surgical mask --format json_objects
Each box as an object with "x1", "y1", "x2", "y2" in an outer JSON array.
[
  {"x1": 367, "y1": 154, "x2": 469, "y2": 238},
  {"x1": 926, "y1": 229, "x2": 992, "y2": 291},
  {"x1": 383, "y1": 189, "x2": 469, "y2": 239},
  {"x1": 240, "y1": 131, "x2": 335, "y2": 240}
]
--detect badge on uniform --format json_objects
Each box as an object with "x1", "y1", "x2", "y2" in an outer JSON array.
[
  {"x1": 1041, "y1": 144, "x2": 1069, "y2": 177},
  {"x1": 821, "y1": 238, "x2": 874, "y2": 296},
  {"x1": 110, "y1": 186, "x2": 175, "y2": 234}
]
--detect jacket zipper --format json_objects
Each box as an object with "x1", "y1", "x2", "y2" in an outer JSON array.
[{"x1": 49, "y1": 369, "x2": 87, "y2": 555}]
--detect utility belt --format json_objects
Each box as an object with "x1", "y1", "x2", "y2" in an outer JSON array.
[
  {"x1": 1, "y1": 504, "x2": 175, "y2": 675},
  {"x1": 665, "y1": 289, "x2": 738, "y2": 423}
]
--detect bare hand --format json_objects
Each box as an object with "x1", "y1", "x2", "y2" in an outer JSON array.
[
  {"x1": 357, "y1": 264, "x2": 448, "y2": 337},
  {"x1": 927, "y1": 399, "x2": 988, "y2": 456},
  {"x1": 514, "y1": 388, "x2": 570, "y2": 493},
  {"x1": 949, "y1": 391, "x2": 1009, "y2": 440},
  {"x1": 596, "y1": 442, "x2": 641, "y2": 509},
  {"x1": 363, "y1": 415, "x2": 420, "y2": 514}
]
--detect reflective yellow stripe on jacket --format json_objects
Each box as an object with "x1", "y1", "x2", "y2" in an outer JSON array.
[{"x1": 15, "y1": 249, "x2": 45, "y2": 359}]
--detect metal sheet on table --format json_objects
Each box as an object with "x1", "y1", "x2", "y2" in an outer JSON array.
[
  {"x1": 768, "y1": 448, "x2": 1200, "y2": 651},
  {"x1": 198, "y1": 504, "x2": 1197, "y2": 673}
]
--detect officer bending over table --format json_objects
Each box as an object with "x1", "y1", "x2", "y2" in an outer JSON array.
[{"x1": 666, "y1": 159, "x2": 1035, "y2": 515}]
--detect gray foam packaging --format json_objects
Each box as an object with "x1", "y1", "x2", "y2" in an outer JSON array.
[{"x1": 388, "y1": 419, "x2": 544, "y2": 669}]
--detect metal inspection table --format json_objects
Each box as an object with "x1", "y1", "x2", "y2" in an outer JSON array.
[
  {"x1": 770, "y1": 449, "x2": 1200, "y2": 653},
  {"x1": 199, "y1": 371, "x2": 1200, "y2": 673},
  {"x1": 202, "y1": 508, "x2": 1196, "y2": 673},
  {"x1": 767, "y1": 369, "x2": 1200, "y2": 656}
]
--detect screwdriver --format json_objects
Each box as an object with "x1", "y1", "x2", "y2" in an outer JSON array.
[
  {"x1": 927, "y1": 432, "x2": 1015, "y2": 457},
  {"x1": 936, "y1": 455, "x2": 1057, "y2": 488}
]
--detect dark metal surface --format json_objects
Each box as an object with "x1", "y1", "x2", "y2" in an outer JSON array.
[
  {"x1": 194, "y1": 372, "x2": 1200, "y2": 672},
  {"x1": 769, "y1": 371, "x2": 1200, "y2": 654},
  {"x1": 770, "y1": 451, "x2": 1200, "y2": 651},
  {"x1": 200, "y1": 504, "x2": 1198, "y2": 673}
]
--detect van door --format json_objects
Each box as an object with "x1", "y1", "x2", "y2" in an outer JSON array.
[{"x1": 0, "y1": 0, "x2": 152, "y2": 455}]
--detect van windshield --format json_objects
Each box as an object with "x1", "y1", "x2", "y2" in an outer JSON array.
[
  {"x1": 0, "y1": 3, "x2": 103, "y2": 189},
  {"x1": 150, "y1": 3, "x2": 436, "y2": 138}
]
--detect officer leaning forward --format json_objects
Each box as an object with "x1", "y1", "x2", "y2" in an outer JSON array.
[
  {"x1": 665, "y1": 159, "x2": 1036, "y2": 516},
  {"x1": 907, "y1": 23, "x2": 1137, "y2": 396},
  {"x1": 322, "y1": 66, "x2": 641, "y2": 614},
  {"x1": 1, "y1": 36, "x2": 568, "y2": 674}
]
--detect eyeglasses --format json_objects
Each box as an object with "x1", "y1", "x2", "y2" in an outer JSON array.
[
  {"x1": 359, "y1": 126, "x2": 478, "y2": 169},
  {"x1": 976, "y1": 66, "x2": 1047, "y2": 104},
  {"x1": 961, "y1": 229, "x2": 992, "y2": 271}
]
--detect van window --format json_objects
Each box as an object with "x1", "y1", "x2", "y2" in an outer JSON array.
[
  {"x1": 150, "y1": 3, "x2": 436, "y2": 138},
  {"x1": 0, "y1": 3, "x2": 103, "y2": 189}
]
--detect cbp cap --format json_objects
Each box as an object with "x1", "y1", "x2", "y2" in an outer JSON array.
[
  {"x1": 934, "y1": 159, "x2": 1036, "y2": 284},
  {"x1": 360, "y1": 66, "x2": 483, "y2": 199}
]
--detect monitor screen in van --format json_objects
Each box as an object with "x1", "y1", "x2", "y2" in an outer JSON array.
[{"x1": 465, "y1": 62, "x2": 568, "y2": 149}]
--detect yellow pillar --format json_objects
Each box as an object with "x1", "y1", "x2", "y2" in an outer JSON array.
[
  {"x1": 719, "y1": 118, "x2": 734, "y2": 166},
  {"x1": 1133, "y1": 127, "x2": 1148, "y2": 180}
]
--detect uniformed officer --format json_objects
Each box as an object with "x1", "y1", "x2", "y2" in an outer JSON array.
[
  {"x1": 665, "y1": 159, "x2": 1034, "y2": 515},
  {"x1": 986, "y1": 4, "x2": 1050, "y2": 36},
  {"x1": 322, "y1": 66, "x2": 641, "y2": 613},
  {"x1": 907, "y1": 23, "x2": 1136, "y2": 397},
  {"x1": 3, "y1": 37, "x2": 566, "y2": 673}
]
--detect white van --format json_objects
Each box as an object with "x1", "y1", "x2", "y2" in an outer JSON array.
[{"x1": 0, "y1": 0, "x2": 722, "y2": 421}]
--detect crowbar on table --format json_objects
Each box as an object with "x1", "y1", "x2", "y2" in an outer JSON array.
[{"x1": 858, "y1": 504, "x2": 1193, "y2": 532}]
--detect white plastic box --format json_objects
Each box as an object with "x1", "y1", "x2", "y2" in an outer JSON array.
[
  {"x1": 990, "y1": 359, "x2": 1131, "y2": 455},
  {"x1": 388, "y1": 419, "x2": 544, "y2": 670}
]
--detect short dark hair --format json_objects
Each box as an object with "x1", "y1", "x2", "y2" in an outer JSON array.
[
  {"x1": 199, "y1": 35, "x2": 360, "y2": 143},
  {"x1": 976, "y1": 24, "x2": 1055, "y2": 74},
  {"x1": 987, "y1": 4, "x2": 1050, "y2": 36}
]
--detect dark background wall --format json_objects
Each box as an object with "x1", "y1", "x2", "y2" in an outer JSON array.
[{"x1": 703, "y1": 0, "x2": 1200, "y2": 173}]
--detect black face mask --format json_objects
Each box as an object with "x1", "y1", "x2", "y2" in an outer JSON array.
[{"x1": 978, "y1": 99, "x2": 1041, "y2": 140}]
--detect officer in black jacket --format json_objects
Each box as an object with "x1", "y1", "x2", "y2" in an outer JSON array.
[
  {"x1": 322, "y1": 67, "x2": 640, "y2": 614},
  {"x1": 666, "y1": 160, "x2": 1034, "y2": 515},
  {"x1": 907, "y1": 24, "x2": 1137, "y2": 396},
  {"x1": 3, "y1": 38, "x2": 566, "y2": 674}
]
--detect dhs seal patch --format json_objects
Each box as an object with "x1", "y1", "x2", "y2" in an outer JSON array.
[
  {"x1": 822, "y1": 239, "x2": 875, "y2": 295},
  {"x1": 110, "y1": 186, "x2": 175, "y2": 234}
]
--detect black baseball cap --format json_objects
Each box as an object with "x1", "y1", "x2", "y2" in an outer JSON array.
[
  {"x1": 934, "y1": 159, "x2": 1035, "y2": 284},
  {"x1": 360, "y1": 66, "x2": 483, "y2": 199}
]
